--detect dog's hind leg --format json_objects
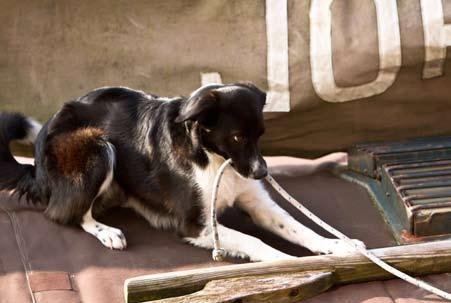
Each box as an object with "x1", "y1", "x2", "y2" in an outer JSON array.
[
  {"x1": 81, "y1": 206, "x2": 127, "y2": 250},
  {"x1": 80, "y1": 142, "x2": 126, "y2": 250},
  {"x1": 45, "y1": 127, "x2": 127, "y2": 250}
]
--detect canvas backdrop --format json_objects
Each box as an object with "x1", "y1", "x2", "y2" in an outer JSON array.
[{"x1": 1, "y1": 0, "x2": 451, "y2": 156}]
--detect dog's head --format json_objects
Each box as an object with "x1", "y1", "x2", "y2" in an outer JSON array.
[{"x1": 175, "y1": 83, "x2": 267, "y2": 179}]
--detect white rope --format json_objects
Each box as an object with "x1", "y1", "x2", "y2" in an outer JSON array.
[
  {"x1": 210, "y1": 160, "x2": 451, "y2": 300},
  {"x1": 210, "y1": 158, "x2": 233, "y2": 261}
]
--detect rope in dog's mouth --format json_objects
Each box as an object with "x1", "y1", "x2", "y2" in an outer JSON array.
[{"x1": 210, "y1": 159, "x2": 451, "y2": 300}]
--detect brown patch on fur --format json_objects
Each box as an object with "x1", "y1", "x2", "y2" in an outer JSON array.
[{"x1": 51, "y1": 128, "x2": 106, "y2": 181}]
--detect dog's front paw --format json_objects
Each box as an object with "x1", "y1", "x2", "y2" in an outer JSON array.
[
  {"x1": 312, "y1": 238, "x2": 365, "y2": 256},
  {"x1": 96, "y1": 227, "x2": 127, "y2": 250}
]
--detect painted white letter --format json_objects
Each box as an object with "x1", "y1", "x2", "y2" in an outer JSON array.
[
  {"x1": 200, "y1": 72, "x2": 223, "y2": 86},
  {"x1": 420, "y1": 0, "x2": 451, "y2": 79},
  {"x1": 264, "y1": 0, "x2": 290, "y2": 111},
  {"x1": 200, "y1": 0, "x2": 290, "y2": 112},
  {"x1": 310, "y1": 0, "x2": 401, "y2": 103}
]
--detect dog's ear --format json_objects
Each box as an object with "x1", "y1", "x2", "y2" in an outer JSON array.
[
  {"x1": 175, "y1": 85, "x2": 222, "y2": 125},
  {"x1": 235, "y1": 82, "x2": 266, "y2": 110}
]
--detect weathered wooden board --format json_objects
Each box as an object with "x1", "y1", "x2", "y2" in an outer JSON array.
[
  {"x1": 151, "y1": 271, "x2": 333, "y2": 303},
  {"x1": 125, "y1": 240, "x2": 451, "y2": 303}
]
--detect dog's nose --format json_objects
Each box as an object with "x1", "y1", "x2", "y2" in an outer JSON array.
[{"x1": 250, "y1": 160, "x2": 268, "y2": 179}]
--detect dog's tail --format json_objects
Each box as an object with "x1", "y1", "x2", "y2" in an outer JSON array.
[{"x1": 0, "y1": 112, "x2": 42, "y2": 203}]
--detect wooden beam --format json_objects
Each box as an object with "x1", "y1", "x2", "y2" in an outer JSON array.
[
  {"x1": 125, "y1": 240, "x2": 451, "y2": 303},
  {"x1": 152, "y1": 271, "x2": 333, "y2": 303}
]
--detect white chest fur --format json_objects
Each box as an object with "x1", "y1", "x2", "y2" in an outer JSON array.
[{"x1": 193, "y1": 152, "x2": 252, "y2": 216}]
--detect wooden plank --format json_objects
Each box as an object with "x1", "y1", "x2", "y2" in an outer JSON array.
[
  {"x1": 152, "y1": 271, "x2": 333, "y2": 303},
  {"x1": 125, "y1": 240, "x2": 451, "y2": 303}
]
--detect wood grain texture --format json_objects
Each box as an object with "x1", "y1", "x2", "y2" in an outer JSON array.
[
  {"x1": 151, "y1": 271, "x2": 333, "y2": 303},
  {"x1": 125, "y1": 240, "x2": 451, "y2": 302}
]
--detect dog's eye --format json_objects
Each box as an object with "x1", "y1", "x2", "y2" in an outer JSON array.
[{"x1": 233, "y1": 134, "x2": 245, "y2": 143}]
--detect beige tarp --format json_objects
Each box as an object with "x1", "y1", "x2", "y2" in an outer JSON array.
[{"x1": 1, "y1": 0, "x2": 451, "y2": 156}]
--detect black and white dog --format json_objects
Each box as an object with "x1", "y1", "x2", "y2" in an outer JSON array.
[{"x1": 0, "y1": 83, "x2": 363, "y2": 261}]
